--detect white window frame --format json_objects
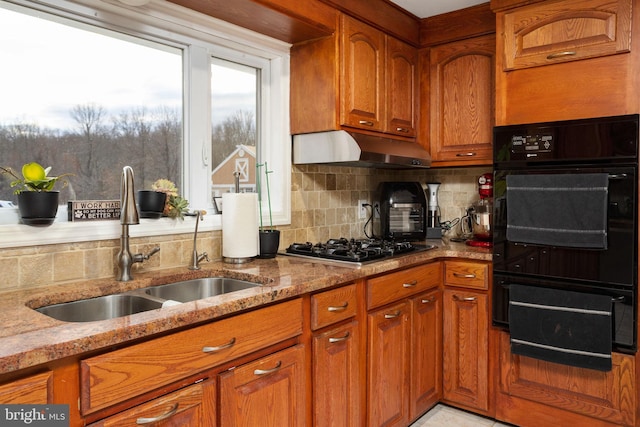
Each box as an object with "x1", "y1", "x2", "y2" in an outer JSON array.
[{"x1": 0, "y1": 0, "x2": 291, "y2": 248}]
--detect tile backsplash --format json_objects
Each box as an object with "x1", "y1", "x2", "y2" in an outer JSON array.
[{"x1": 0, "y1": 164, "x2": 490, "y2": 291}]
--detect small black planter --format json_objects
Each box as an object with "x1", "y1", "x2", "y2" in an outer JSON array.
[
  {"x1": 137, "y1": 190, "x2": 167, "y2": 219},
  {"x1": 18, "y1": 191, "x2": 59, "y2": 226},
  {"x1": 259, "y1": 229, "x2": 280, "y2": 258}
]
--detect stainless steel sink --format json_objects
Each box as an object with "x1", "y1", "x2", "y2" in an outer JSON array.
[
  {"x1": 144, "y1": 277, "x2": 261, "y2": 303},
  {"x1": 35, "y1": 294, "x2": 164, "y2": 322}
]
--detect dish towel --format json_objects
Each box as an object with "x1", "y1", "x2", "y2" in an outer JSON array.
[
  {"x1": 506, "y1": 173, "x2": 609, "y2": 248},
  {"x1": 509, "y1": 284, "x2": 612, "y2": 371}
]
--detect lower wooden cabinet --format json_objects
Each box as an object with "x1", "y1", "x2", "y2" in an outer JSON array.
[
  {"x1": 442, "y1": 288, "x2": 489, "y2": 412},
  {"x1": 312, "y1": 320, "x2": 362, "y2": 427},
  {"x1": 410, "y1": 289, "x2": 441, "y2": 420},
  {"x1": 219, "y1": 344, "x2": 306, "y2": 426},
  {"x1": 0, "y1": 370, "x2": 52, "y2": 404},
  {"x1": 88, "y1": 381, "x2": 216, "y2": 427},
  {"x1": 367, "y1": 300, "x2": 411, "y2": 427}
]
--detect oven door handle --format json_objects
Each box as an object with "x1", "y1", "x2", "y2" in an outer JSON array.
[
  {"x1": 612, "y1": 296, "x2": 626, "y2": 303},
  {"x1": 609, "y1": 173, "x2": 629, "y2": 180}
]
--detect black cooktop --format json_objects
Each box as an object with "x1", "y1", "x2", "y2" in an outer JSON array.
[{"x1": 285, "y1": 238, "x2": 435, "y2": 265}]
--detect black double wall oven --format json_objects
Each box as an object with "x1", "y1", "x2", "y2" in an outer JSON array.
[{"x1": 492, "y1": 114, "x2": 639, "y2": 371}]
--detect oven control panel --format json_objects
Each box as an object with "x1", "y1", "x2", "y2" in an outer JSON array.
[{"x1": 510, "y1": 134, "x2": 553, "y2": 155}]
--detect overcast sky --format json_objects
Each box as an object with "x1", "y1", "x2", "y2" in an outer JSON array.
[{"x1": 0, "y1": 4, "x2": 255, "y2": 132}]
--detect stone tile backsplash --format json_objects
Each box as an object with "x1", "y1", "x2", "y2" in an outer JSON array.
[{"x1": 0, "y1": 165, "x2": 491, "y2": 290}]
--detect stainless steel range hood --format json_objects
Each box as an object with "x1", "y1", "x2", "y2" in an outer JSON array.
[{"x1": 292, "y1": 130, "x2": 431, "y2": 169}]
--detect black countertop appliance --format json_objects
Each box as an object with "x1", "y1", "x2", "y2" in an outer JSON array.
[{"x1": 379, "y1": 182, "x2": 427, "y2": 241}]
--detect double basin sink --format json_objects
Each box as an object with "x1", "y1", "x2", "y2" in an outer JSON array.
[{"x1": 35, "y1": 277, "x2": 261, "y2": 323}]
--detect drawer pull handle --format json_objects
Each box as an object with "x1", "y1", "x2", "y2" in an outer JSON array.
[
  {"x1": 453, "y1": 272, "x2": 476, "y2": 279},
  {"x1": 547, "y1": 51, "x2": 576, "y2": 60},
  {"x1": 402, "y1": 280, "x2": 418, "y2": 288},
  {"x1": 396, "y1": 127, "x2": 409, "y2": 133},
  {"x1": 328, "y1": 302, "x2": 349, "y2": 312},
  {"x1": 202, "y1": 337, "x2": 236, "y2": 353},
  {"x1": 359, "y1": 120, "x2": 374, "y2": 126},
  {"x1": 254, "y1": 360, "x2": 282, "y2": 376},
  {"x1": 421, "y1": 297, "x2": 435, "y2": 304},
  {"x1": 385, "y1": 310, "x2": 401, "y2": 319},
  {"x1": 455, "y1": 152, "x2": 477, "y2": 157},
  {"x1": 136, "y1": 403, "x2": 179, "y2": 424},
  {"x1": 329, "y1": 332, "x2": 351, "y2": 343},
  {"x1": 453, "y1": 295, "x2": 477, "y2": 302}
]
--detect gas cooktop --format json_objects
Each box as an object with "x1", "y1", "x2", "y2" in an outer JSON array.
[{"x1": 284, "y1": 238, "x2": 436, "y2": 266}]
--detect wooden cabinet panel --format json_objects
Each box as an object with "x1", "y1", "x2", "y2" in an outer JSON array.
[
  {"x1": 80, "y1": 299, "x2": 302, "y2": 415},
  {"x1": 312, "y1": 321, "x2": 363, "y2": 427},
  {"x1": 0, "y1": 370, "x2": 52, "y2": 404},
  {"x1": 367, "y1": 262, "x2": 441, "y2": 310},
  {"x1": 311, "y1": 284, "x2": 357, "y2": 330},
  {"x1": 341, "y1": 14, "x2": 385, "y2": 132},
  {"x1": 496, "y1": 332, "x2": 635, "y2": 427},
  {"x1": 429, "y1": 35, "x2": 495, "y2": 166},
  {"x1": 443, "y1": 289, "x2": 489, "y2": 412},
  {"x1": 387, "y1": 36, "x2": 417, "y2": 137},
  {"x1": 88, "y1": 381, "x2": 216, "y2": 427},
  {"x1": 410, "y1": 289, "x2": 442, "y2": 420},
  {"x1": 444, "y1": 260, "x2": 489, "y2": 290},
  {"x1": 501, "y1": 0, "x2": 632, "y2": 70},
  {"x1": 219, "y1": 344, "x2": 306, "y2": 427},
  {"x1": 367, "y1": 301, "x2": 411, "y2": 427}
]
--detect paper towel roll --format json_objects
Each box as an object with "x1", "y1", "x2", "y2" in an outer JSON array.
[{"x1": 222, "y1": 193, "x2": 259, "y2": 260}]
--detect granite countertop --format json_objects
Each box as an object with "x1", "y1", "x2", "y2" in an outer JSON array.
[{"x1": 0, "y1": 239, "x2": 491, "y2": 375}]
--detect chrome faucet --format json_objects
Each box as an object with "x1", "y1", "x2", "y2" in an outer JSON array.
[
  {"x1": 189, "y1": 210, "x2": 209, "y2": 270},
  {"x1": 116, "y1": 166, "x2": 160, "y2": 281}
]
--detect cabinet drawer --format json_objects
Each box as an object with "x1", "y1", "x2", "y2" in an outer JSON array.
[
  {"x1": 367, "y1": 263, "x2": 440, "y2": 310},
  {"x1": 0, "y1": 370, "x2": 52, "y2": 404},
  {"x1": 444, "y1": 260, "x2": 489, "y2": 290},
  {"x1": 81, "y1": 298, "x2": 302, "y2": 415},
  {"x1": 311, "y1": 284, "x2": 357, "y2": 330},
  {"x1": 87, "y1": 382, "x2": 214, "y2": 427}
]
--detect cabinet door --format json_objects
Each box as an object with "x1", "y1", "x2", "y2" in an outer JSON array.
[
  {"x1": 410, "y1": 289, "x2": 441, "y2": 420},
  {"x1": 386, "y1": 36, "x2": 417, "y2": 137},
  {"x1": 88, "y1": 381, "x2": 215, "y2": 427},
  {"x1": 430, "y1": 35, "x2": 495, "y2": 165},
  {"x1": 312, "y1": 321, "x2": 363, "y2": 427},
  {"x1": 367, "y1": 301, "x2": 410, "y2": 427},
  {"x1": 219, "y1": 345, "x2": 306, "y2": 427},
  {"x1": 501, "y1": 0, "x2": 632, "y2": 70},
  {"x1": 0, "y1": 370, "x2": 52, "y2": 404},
  {"x1": 443, "y1": 289, "x2": 489, "y2": 412},
  {"x1": 341, "y1": 14, "x2": 385, "y2": 132}
]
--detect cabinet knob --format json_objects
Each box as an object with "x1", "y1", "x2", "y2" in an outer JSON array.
[
  {"x1": 453, "y1": 272, "x2": 476, "y2": 279},
  {"x1": 254, "y1": 360, "x2": 282, "y2": 376},
  {"x1": 328, "y1": 332, "x2": 351, "y2": 343},
  {"x1": 202, "y1": 337, "x2": 236, "y2": 353},
  {"x1": 384, "y1": 310, "x2": 402, "y2": 319},
  {"x1": 136, "y1": 403, "x2": 179, "y2": 424},
  {"x1": 421, "y1": 297, "x2": 435, "y2": 304},
  {"x1": 328, "y1": 302, "x2": 349, "y2": 312},
  {"x1": 453, "y1": 295, "x2": 477, "y2": 302},
  {"x1": 402, "y1": 280, "x2": 418, "y2": 288},
  {"x1": 455, "y1": 152, "x2": 477, "y2": 157},
  {"x1": 358, "y1": 120, "x2": 374, "y2": 126},
  {"x1": 395, "y1": 127, "x2": 409, "y2": 133}
]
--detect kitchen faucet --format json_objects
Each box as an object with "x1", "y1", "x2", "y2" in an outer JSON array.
[
  {"x1": 189, "y1": 210, "x2": 210, "y2": 270},
  {"x1": 116, "y1": 166, "x2": 160, "y2": 281}
]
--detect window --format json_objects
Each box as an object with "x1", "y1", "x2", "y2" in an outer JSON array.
[{"x1": 0, "y1": 0, "x2": 291, "y2": 248}]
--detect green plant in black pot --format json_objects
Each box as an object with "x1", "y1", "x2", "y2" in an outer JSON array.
[
  {"x1": 0, "y1": 162, "x2": 72, "y2": 226},
  {"x1": 256, "y1": 161, "x2": 280, "y2": 258}
]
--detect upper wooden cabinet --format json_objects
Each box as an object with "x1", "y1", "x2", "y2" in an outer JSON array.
[
  {"x1": 497, "y1": 0, "x2": 633, "y2": 70},
  {"x1": 291, "y1": 14, "x2": 418, "y2": 138},
  {"x1": 428, "y1": 34, "x2": 495, "y2": 166}
]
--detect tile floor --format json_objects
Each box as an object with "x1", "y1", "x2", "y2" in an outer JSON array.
[{"x1": 411, "y1": 404, "x2": 515, "y2": 427}]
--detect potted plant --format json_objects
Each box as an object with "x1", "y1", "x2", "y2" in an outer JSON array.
[
  {"x1": 151, "y1": 178, "x2": 190, "y2": 220},
  {"x1": 256, "y1": 161, "x2": 280, "y2": 258},
  {"x1": 0, "y1": 162, "x2": 72, "y2": 226}
]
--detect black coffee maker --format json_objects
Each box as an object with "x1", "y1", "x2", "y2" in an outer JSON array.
[{"x1": 379, "y1": 182, "x2": 427, "y2": 241}]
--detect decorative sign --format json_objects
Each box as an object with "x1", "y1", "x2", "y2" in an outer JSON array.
[{"x1": 68, "y1": 200, "x2": 121, "y2": 222}]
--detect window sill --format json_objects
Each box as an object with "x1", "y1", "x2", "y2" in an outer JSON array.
[{"x1": 0, "y1": 209, "x2": 222, "y2": 249}]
